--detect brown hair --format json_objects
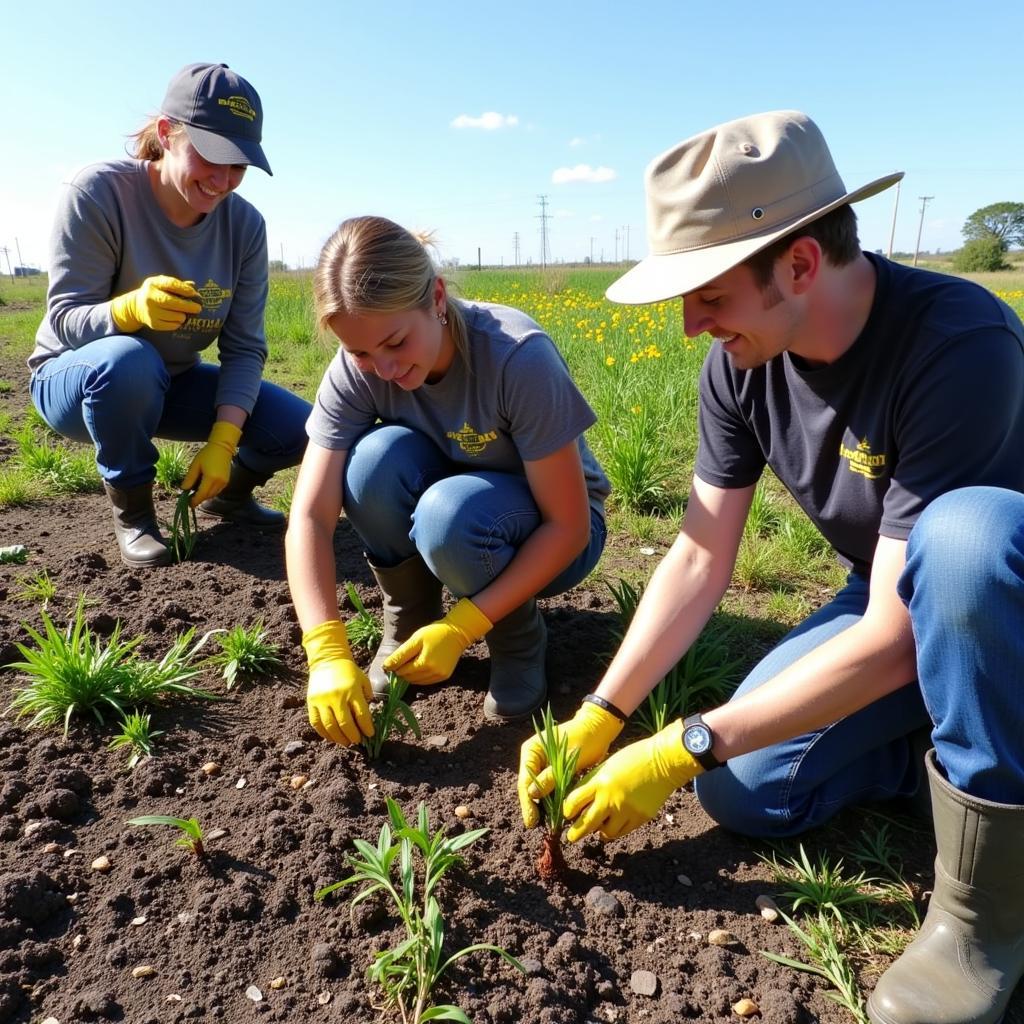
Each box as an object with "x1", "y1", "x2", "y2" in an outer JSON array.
[
  {"x1": 744, "y1": 204, "x2": 861, "y2": 290},
  {"x1": 128, "y1": 116, "x2": 184, "y2": 162},
  {"x1": 313, "y1": 216, "x2": 468, "y2": 361}
]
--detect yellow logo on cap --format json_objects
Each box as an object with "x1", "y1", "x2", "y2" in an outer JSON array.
[
  {"x1": 839, "y1": 436, "x2": 887, "y2": 480},
  {"x1": 446, "y1": 422, "x2": 498, "y2": 456},
  {"x1": 196, "y1": 278, "x2": 232, "y2": 310},
  {"x1": 218, "y1": 96, "x2": 256, "y2": 122}
]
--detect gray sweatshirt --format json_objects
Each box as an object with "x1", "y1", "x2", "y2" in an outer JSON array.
[{"x1": 31, "y1": 159, "x2": 269, "y2": 413}]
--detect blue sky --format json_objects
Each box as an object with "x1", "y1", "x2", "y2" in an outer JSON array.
[{"x1": 4, "y1": 0, "x2": 1022, "y2": 273}]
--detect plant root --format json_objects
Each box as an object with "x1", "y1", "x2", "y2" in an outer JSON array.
[{"x1": 537, "y1": 831, "x2": 567, "y2": 882}]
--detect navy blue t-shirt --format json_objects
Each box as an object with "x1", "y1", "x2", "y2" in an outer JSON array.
[{"x1": 695, "y1": 253, "x2": 1024, "y2": 574}]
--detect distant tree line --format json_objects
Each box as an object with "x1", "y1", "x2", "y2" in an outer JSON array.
[{"x1": 953, "y1": 202, "x2": 1024, "y2": 272}]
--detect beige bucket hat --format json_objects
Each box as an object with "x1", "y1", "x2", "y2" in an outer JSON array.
[{"x1": 606, "y1": 110, "x2": 902, "y2": 305}]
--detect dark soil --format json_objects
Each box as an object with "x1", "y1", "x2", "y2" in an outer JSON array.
[{"x1": 2, "y1": 347, "x2": 1023, "y2": 1024}]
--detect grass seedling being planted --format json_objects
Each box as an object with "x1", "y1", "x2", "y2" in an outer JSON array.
[
  {"x1": 362, "y1": 671, "x2": 420, "y2": 760},
  {"x1": 528, "y1": 704, "x2": 582, "y2": 882},
  {"x1": 107, "y1": 709, "x2": 163, "y2": 769},
  {"x1": 169, "y1": 489, "x2": 199, "y2": 562},
  {"x1": 127, "y1": 815, "x2": 205, "y2": 858},
  {"x1": 344, "y1": 581, "x2": 384, "y2": 654},
  {"x1": 316, "y1": 798, "x2": 523, "y2": 1024},
  {"x1": 207, "y1": 620, "x2": 282, "y2": 689}
]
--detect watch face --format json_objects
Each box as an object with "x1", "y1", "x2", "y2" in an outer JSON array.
[{"x1": 684, "y1": 724, "x2": 712, "y2": 756}]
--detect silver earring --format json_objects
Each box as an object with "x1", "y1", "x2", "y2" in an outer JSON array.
[{"x1": 437, "y1": 312, "x2": 448, "y2": 326}]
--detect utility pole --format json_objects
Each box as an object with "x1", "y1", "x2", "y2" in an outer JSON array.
[
  {"x1": 589, "y1": 236, "x2": 594, "y2": 264},
  {"x1": 913, "y1": 196, "x2": 933, "y2": 267},
  {"x1": 280, "y1": 242, "x2": 285, "y2": 269},
  {"x1": 0, "y1": 247, "x2": 12, "y2": 280},
  {"x1": 15, "y1": 237, "x2": 24, "y2": 269},
  {"x1": 614, "y1": 228, "x2": 619, "y2": 263},
  {"x1": 513, "y1": 231, "x2": 520, "y2": 266},
  {"x1": 536, "y1": 195, "x2": 550, "y2": 269},
  {"x1": 887, "y1": 180, "x2": 901, "y2": 260}
]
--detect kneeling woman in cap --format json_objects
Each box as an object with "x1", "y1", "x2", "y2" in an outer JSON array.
[
  {"x1": 285, "y1": 215, "x2": 609, "y2": 743},
  {"x1": 30, "y1": 62, "x2": 311, "y2": 567}
]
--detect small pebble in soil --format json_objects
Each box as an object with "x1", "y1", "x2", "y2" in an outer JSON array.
[
  {"x1": 630, "y1": 970, "x2": 659, "y2": 997},
  {"x1": 207, "y1": 828, "x2": 229, "y2": 841},
  {"x1": 43, "y1": 842, "x2": 61, "y2": 853},
  {"x1": 676, "y1": 874, "x2": 693, "y2": 886},
  {"x1": 755, "y1": 894, "x2": 780, "y2": 922},
  {"x1": 290, "y1": 775, "x2": 309, "y2": 790},
  {"x1": 732, "y1": 997, "x2": 759, "y2": 1017},
  {"x1": 236, "y1": 777, "x2": 247, "y2": 789},
  {"x1": 166, "y1": 994, "x2": 182, "y2": 1003},
  {"x1": 284, "y1": 740, "x2": 305, "y2": 756},
  {"x1": 201, "y1": 762, "x2": 220, "y2": 776},
  {"x1": 91, "y1": 855, "x2": 112, "y2": 872},
  {"x1": 708, "y1": 928, "x2": 740, "y2": 947},
  {"x1": 132, "y1": 965, "x2": 156, "y2": 978},
  {"x1": 245, "y1": 986, "x2": 263, "y2": 1002},
  {"x1": 424, "y1": 734, "x2": 448, "y2": 748},
  {"x1": 317, "y1": 991, "x2": 332, "y2": 1005},
  {"x1": 131, "y1": 917, "x2": 147, "y2": 926},
  {"x1": 270, "y1": 977, "x2": 286, "y2": 989},
  {"x1": 585, "y1": 886, "x2": 624, "y2": 917},
  {"x1": 454, "y1": 805, "x2": 471, "y2": 819}
]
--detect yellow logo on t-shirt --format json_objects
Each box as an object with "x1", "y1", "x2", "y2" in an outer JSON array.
[
  {"x1": 447, "y1": 422, "x2": 498, "y2": 456},
  {"x1": 196, "y1": 279, "x2": 232, "y2": 310},
  {"x1": 839, "y1": 436, "x2": 887, "y2": 480}
]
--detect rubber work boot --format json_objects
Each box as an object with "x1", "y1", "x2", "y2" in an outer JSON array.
[
  {"x1": 867, "y1": 749, "x2": 1024, "y2": 1024},
  {"x1": 366, "y1": 555, "x2": 444, "y2": 697},
  {"x1": 482, "y1": 599, "x2": 547, "y2": 722},
  {"x1": 197, "y1": 461, "x2": 284, "y2": 527},
  {"x1": 103, "y1": 481, "x2": 171, "y2": 568}
]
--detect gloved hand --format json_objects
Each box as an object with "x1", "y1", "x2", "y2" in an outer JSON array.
[
  {"x1": 563, "y1": 719, "x2": 703, "y2": 842},
  {"x1": 182, "y1": 421, "x2": 242, "y2": 507},
  {"x1": 302, "y1": 620, "x2": 374, "y2": 746},
  {"x1": 109, "y1": 276, "x2": 202, "y2": 332},
  {"x1": 517, "y1": 701, "x2": 625, "y2": 828},
  {"x1": 383, "y1": 598, "x2": 492, "y2": 684}
]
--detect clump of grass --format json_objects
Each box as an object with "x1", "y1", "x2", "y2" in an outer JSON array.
[
  {"x1": 206, "y1": 620, "x2": 282, "y2": 689},
  {"x1": 14, "y1": 569, "x2": 57, "y2": 609},
  {"x1": 316, "y1": 798, "x2": 523, "y2": 1023},
  {"x1": 344, "y1": 581, "x2": 384, "y2": 654},
  {"x1": 0, "y1": 469, "x2": 39, "y2": 509},
  {"x1": 362, "y1": 671, "x2": 420, "y2": 760},
  {"x1": 528, "y1": 704, "x2": 582, "y2": 881},
  {"x1": 6, "y1": 599, "x2": 217, "y2": 735},
  {"x1": 169, "y1": 490, "x2": 199, "y2": 562},
  {"x1": 127, "y1": 815, "x2": 205, "y2": 857},
  {"x1": 108, "y1": 709, "x2": 163, "y2": 769},
  {"x1": 598, "y1": 406, "x2": 675, "y2": 513},
  {"x1": 154, "y1": 443, "x2": 191, "y2": 491},
  {"x1": 13, "y1": 424, "x2": 98, "y2": 494}
]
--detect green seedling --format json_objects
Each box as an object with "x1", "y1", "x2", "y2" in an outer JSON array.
[
  {"x1": 0, "y1": 544, "x2": 30, "y2": 564},
  {"x1": 362, "y1": 671, "x2": 421, "y2": 760},
  {"x1": 317, "y1": 798, "x2": 523, "y2": 1023},
  {"x1": 14, "y1": 569, "x2": 57, "y2": 609},
  {"x1": 527, "y1": 704, "x2": 582, "y2": 882},
  {"x1": 765, "y1": 843, "x2": 878, "y2": 924},
  {"x1": 127, "y1": 815, "x2": 205, "y2": 858},
  {"x1": 207, "y1": 621, "x2": 282, "y2": 689},
  {"x1": 6, "y1": 599, "x2": 217, "y2": 735},
  {"x1": 154, "y1": 443, "x2": 191, "y2": 491},
  {"x1": 344, "y1": 581, "x2": 384, "y2": 653},
  {"x1": 108, "y1": 709, "x2": 163, "y2": 769},
  {"x1": 169, "y1": 490, "x2": 199, "y2": 562}
]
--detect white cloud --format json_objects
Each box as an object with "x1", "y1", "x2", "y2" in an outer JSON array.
[
  {"x1": 552, "y1": 164, "x2": 617, "y2": 184},
  {"x1": 450, "y1": 112, "x2": 519, "y2": 130}
]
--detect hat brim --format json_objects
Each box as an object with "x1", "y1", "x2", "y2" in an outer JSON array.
[
  {"x1": 606, "y1": 172, "x2": 903, "y2": 305},
  {"x1": 184, "y1": 124, "x2": 273, "y2": 176}
]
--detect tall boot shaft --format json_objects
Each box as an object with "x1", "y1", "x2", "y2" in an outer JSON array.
[
  {"x1": 867, "y1": 749, "x2": 1024, "y2": 1024},
  {"x1": 483, "y1": 599, "x2": 547, "y2": 722},
  {"x1": 103, "y1": 481, "x2": 171, "y2": 568},
  {"x1": 367, "y1": 555, "x2": 444, "y2": 696},
  {"x1": 198, "y1": 461, "x2": 284, "y2": 528}
]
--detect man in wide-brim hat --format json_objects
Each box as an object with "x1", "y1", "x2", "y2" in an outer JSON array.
[{"x1": 519, "y1": 110, "x2": 1024, "y2": 1024}]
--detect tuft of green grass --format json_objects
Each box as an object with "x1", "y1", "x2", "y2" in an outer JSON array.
[
  {"x1": 169, "y1": 490, "x2": 199, "y2": 562},
  {"x1": 108, "y1": 709, "x2": 163, "y2": 769},
  {"x1": 0, "y1": 468, "x2": 39, "y2": 508},
  {"x1": 13, "y1": 424, "x2": 98, "y2": 494},
  {"x1": 344, "y1": 581, "x2": 384, "y2": 653},
  {"x1": 154, "y1": 443, "x2": 191, "y2": 491},
  {"x1": 206, "y1": 621, "x2": 282, "y2": 689},
  {"x1": 14, "y1": 569, "x2": 57, "y2": 609}
]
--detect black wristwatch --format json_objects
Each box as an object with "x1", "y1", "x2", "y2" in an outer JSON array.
[{"x1": 682, "y1": 713, "x2": 724, "y2": 771}]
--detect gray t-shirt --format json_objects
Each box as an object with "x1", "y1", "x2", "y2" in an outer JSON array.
[
  {"x1": 307, "y1": 301, "x2": 610, "y2": 516},
  {"x1": 31, "y1": 159, "x2": 269, "y2": 414},
  {"x1": 696, "y1": 253, "x2": 1024, "y2": 574}
]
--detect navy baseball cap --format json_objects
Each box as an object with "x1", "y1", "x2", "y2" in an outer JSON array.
[{"x1": 161, "y1": 63, "x2": 272, "y2": 175}]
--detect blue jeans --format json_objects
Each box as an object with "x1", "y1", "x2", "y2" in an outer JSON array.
[
  {"x1": 30, "y1": 336, "x2": 311, "y2": 488},
  {"x1": 695, "y1": 486, "x2": 1024, "y2": 837},
  {"x1": 342, "y1": 424, "x2": 606, "y2": 599}
]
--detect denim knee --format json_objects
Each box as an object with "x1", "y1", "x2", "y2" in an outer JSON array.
[
  {"x1": 694, "y1": 756, "x2": 803, "y2": 839},
  {"x1": 91, "y1": 338, "x2": 167, "y2": 416}
]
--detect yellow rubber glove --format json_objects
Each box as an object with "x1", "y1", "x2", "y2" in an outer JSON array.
[
  {"x1": 563, "y1": 719, "x2": 703, "y2": 843},
  {"x1": 302, "y1": 620, "x2": 374, "y2": 746},
  {"x1": 109, "y1": 276, "x2": 202, "y2": 332},
  {"x1": 517, "y1": 701, "x2": 625, "y2": 828},
  {"x1": 182, "y1": 421, "x2": 242, "y2": 507},
  {"x1": 383, "y1": 598, "x2": 492, "y2": 684}
]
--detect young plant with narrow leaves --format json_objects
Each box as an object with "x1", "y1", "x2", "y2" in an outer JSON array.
[
  {"x1": 344, "y1": 581, "x2": 384, "y2": 654},
  {"x1": 362, "y1": 671, "x2": 421, "y2": 760},
  {"x1": 108, "y1": 709, "x2": 163, "y2": 769},
  {"x1": 127, "y1": 814, "x2": 205, "y2": 857},
  {"x1": 207, "y1": 621, "x2": 282, "y2": 689},
  {"x1": 14, "y1": 569, "x2": 57, "y2": 609},
  {"x1": 316, "y1": 798, "x2": 523, "y2": 1023},
  {"x1": 169, "y1": 490, "x2": 199, "y2": 562},
  {"x1": 528, "y1": 704, "x2": 582, "y2": 881},
  {"x1": 154, "y1": 442, "x2": 191, "y2": 491}
]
